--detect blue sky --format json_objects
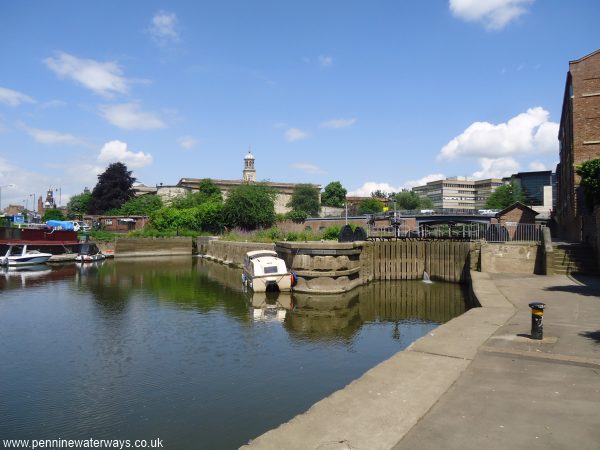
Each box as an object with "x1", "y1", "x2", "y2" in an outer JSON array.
[{"x1": 0, "y1": 0, "x2": 599, "y2": 208}]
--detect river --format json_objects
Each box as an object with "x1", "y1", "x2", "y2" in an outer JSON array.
[{"x1": 0, "y1": 257, "x2": 470, "y2": 449}]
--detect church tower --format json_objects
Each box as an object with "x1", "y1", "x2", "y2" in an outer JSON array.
[{"x1": 243, "y1": 151, "x2": 256, "y2": 182}]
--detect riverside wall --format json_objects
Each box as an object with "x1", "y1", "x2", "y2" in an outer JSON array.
[
  {"x1": 198, "y1": 238, "x2": 543, "y2": 293},
  {"x1": 114, "y1": 237, "x2": 192, "y2": 258}
]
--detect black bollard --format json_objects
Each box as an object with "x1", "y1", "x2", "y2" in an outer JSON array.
[{"x1": 528, "y1": 302, "x2": 546, "y2": 340}]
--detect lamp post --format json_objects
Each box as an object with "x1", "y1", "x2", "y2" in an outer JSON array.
[{"x1": 0, "y1": 183, "x2": 16, "y2": 213}]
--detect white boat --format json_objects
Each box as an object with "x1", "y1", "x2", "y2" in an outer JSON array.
[
  {"x1": 0, "y1": 244, "x2": 52, "y2": 266},
  {"x1": 242, "y1": 250, "x2": 295, "y2": 293},
  {"x1": 74, "y1": 243, "x2": 106, "y2": 263}
]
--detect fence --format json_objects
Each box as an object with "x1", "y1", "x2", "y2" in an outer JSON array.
[{"x1": 368, "y1": 223, "x2": 544, "y2": 243}]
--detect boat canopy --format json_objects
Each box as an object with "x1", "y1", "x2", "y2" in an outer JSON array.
[{"x1": 46, "y1": 220, "x2": 75, "y2": 231}]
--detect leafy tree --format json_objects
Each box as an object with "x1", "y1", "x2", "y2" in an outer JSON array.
[
  {"x1": 43, "y1": 208, "x2": 65, "y2": 221},
  {"x1": 389, "y1": 190, "x2": 433, "y2": 210},
  {"x1": 576, "y1": 157, "x2": 600, "y2": 208},
  {"x1": 66, "y1": 192, "x2": 92, "y2": 218},
  {"x1": 391, "y1": 190, "x2": 421, "y2": 210},
  {"x1": 171, "y1": 179, "x2": 223, "y2": 209},
  {"x1": 287, "y1": 184, "x2": 320, "y2": 216},
  {"x1": 223, "y1": 183, "x2": 276, "y2": 229},
  {"x1": 321, "y1": 181, "x2": 347, "y2": 207},
  {"x1": 485, "y1": 182, "x2": 526, "y2": 209},
  {"x1": 358, "y1": 198, "x2": 384, "y2": 214},
  {"x1": 371, "y1": 190, "x2": 391, "y2": 199},
  {"x1": 420, "y1": 197, "x2": 434, "y2": 209},
  {"x1": 88, "y1": 163, "x2": 135, "y2": 214},
  {"x1": 150, "y1": 201, "x2": 224, "y2": 234},
  {"x1": 108, "y1": 194, "x2": 164, "y2": 216}
]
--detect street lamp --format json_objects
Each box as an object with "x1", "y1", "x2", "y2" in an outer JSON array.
[{"x1": 0, "y1": 183, "x2": 16, "y2": 213}]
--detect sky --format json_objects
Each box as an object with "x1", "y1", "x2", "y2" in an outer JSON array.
[{"x1": 0, "y1": 0, "x2": 599, "y2": 208}]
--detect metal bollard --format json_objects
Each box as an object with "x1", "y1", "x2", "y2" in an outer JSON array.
[{"x1": 528, "y1": 302, "x2": 546, "y2": 340}]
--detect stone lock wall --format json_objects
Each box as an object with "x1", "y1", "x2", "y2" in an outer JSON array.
[{"x1": 276, "y1": 241, "x2": 367, "y2": 294}]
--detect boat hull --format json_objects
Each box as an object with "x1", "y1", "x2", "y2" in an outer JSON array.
[
  {"x1": 243, "y1": 272, "x2": 292, "y2": 293},
  {"x1": 6, "y1": 254, "x2": 52, "y2": 266}
]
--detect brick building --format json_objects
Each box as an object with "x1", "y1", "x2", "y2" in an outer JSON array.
[{"x1": 556, "y1": 49, "x2": 600, "y2": 242}]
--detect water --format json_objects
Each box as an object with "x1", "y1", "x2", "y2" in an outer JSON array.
[{"x1": 0, "y1": 257, "x2": 470, "y2": 449}]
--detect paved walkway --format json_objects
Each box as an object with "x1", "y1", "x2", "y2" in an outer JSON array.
[
  {"x1": 243, "y1": 273, "x2": 600, "y2": 449},
  {"x1": 394, "y1": 273, "x2": 600, "y2": 450}
]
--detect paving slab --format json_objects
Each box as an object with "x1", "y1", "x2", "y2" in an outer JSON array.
[{"x1": 394, "y1": 274, "x2": 600, "y2": 450}]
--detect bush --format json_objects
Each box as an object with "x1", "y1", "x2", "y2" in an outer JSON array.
[
  {"x1": 223, "y1": 183, "x2": 276, "y2": 230},
  {"x1": 285, "y1": 210, "x2": 308, "y2": 223}
]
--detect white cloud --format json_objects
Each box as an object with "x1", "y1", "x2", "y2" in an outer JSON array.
[
  {"x1": 472, "y1": 157, "x2": 519, "y2": 179},
  {"x1": 449, "y1": 0, "x2": 534, "y2": 30},
  {"x1": 149, "y1": 11, "x2": 179, "y2": 45},
  {"x1": 320, "y1": 118, "x2": 357, "y2": 129},
  {"x1": 290, "y1": 162, "x2": 324, "y2": 174},
  {"x1": 348, "y1": 182, "x2": 403, "y2": 197},
  {"x1": 98, "y1": 140, "x2": 153, "y2": 168},
  {"x1": 44, "y1": 52, "x2": 130, "y2": 97},
  {"x1": 284, "y1": 128, "x2": 309, "y2": 142},
  {"x1": 64, "y1": 162, "x2": 104, "y2": 187},
  {"x1": 0, "y1": 158, "x2": 54, "y2": 208},
  {"x1": 23, "y1": 125, "x2": 86, "y2": 146},
  {"x1": 438, "y1": 107, "x2": 558, "y2": 161},
  {"x1": 178, "y1": 136, "x2": 198, "y2": 149},
  {"x1": 99, "y1": 103, "x2": 166, "y2": 130},
  {"x1": 319, "y1": 55, "x2": 333, "y2": 67},
  {"x1": 403, "y1": 173, "x2": 446, "y2": 189},
  {"x1": 0, "y1": 86, "x2": 34, "y2": 106},
  {"x1": 528, "y1": 160, "x2": 547, "y2": 171}
]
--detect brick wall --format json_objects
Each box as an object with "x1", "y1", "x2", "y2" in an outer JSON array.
[
  {"x1": 557, "y1": 49, "x2": 600, "y2": 241},
  {"x1": 498, "y1": 207, "x2": 536, "y2": 225}
]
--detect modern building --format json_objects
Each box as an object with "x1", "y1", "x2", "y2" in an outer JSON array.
[
  {"x1": 161, "y1": 151, "x2": 321, "y2": 215},
  {"x1": 412, "y1": 176, "x2": 504, "y2": 210},
  {"x1": 556, "y1": 49, "x2": 600, "y2": 242},
  {"x1": 504, "y1": 171, "x2": 556, "y2": 219}
]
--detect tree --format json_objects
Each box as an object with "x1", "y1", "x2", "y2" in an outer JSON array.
[
  {"x1": 391, "y1": 190, "x2": 421, "y2": 210},
  {"x1": 88, "y1": 163, "x2": 135, "y2": 214},
  {"x1": 66, "y1": 192, "x2": 92, "y2": 218},
  {"x1": 287, "y1": 184, "x2": 320, "y2": 216},
  {"x1": 223, "y1": 183, "x2": 276, "y2": 229},
  {"x1": 321, "y1": 181, "x2": 347, "y2": 208},
  {"x1": 171, "y1": 180, "x2": 223, "y2": 209},
  {"x1": 43, "y1": 208, "x2": 65, "y2": 221},
  {"x1": 150, "y1": 201, "x2": 224, "y2": 234},
  {"x1": 371, "y1": 190, "x2": 391, "y2": 199},
  {"x1": 358, "y1": 198, "x2": 384, "y2": 214},
  {"x1": 576, "y1": 157, "x2": 600, "y2": 209},
  {"x1": 485, "y1": 182, "x2": 526, "y2": 209},
  {"x1": 109, "y1": 194, "x2": 164, "y2": 216}
]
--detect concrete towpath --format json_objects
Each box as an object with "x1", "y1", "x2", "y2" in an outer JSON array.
[
  {"x1": 394, "y1": 273, "x2": 600, "y2": 450},
  {"x1": 243, "y1": 272, "x2": 600, "y2": 449}
]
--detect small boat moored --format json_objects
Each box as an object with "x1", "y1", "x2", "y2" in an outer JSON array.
[
  {"x1": 242, "y1": 250, "x2": 295, "y2": 293},
  {"x1": 0, "y1": 244, "x2": 53, "y2": 267},
  {"x1": 75, "y1": 243, "x2": 106, "y2": 262}
]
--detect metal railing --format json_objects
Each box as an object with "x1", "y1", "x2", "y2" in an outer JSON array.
[{"x1": 368, "y1": 223, "x2": 544, "y2": 242}]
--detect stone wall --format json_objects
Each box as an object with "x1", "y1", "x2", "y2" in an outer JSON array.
[
  {"x1": 114, "y1": 237, "x2": 193, "y2": 258},
  {"x1": 276, "y1": 241, "x2": 367, "y2": 294},
  {"x1": 202, "y1": 240, "x2": 276, "y2": 267},
  {"x1": 480, "y1": 242, "x2": 544, "y2": 274}
]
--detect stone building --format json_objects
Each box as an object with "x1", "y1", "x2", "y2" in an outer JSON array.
[
  {"x1": 556, "y1": 49, "x2": 600, "y2": 242},
  {"x1": 162, "y1": 151, "x2": 320, "y2": 215}
]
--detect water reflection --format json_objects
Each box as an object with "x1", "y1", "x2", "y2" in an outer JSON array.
[{"x1": 0, "y1": 256, "x2": 471, "y2": 449}]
